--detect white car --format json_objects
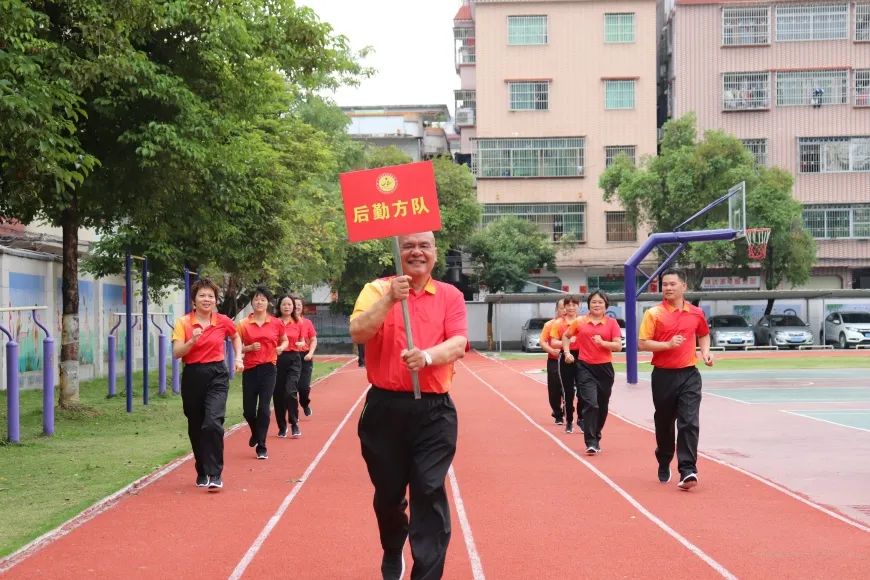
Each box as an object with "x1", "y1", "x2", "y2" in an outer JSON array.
[
  {"x1": 822, "y1": 311, "x2": 870, "y2": 349},
  {"x1": 708, "y1": 315, "x2": 755, "y2": 350}
]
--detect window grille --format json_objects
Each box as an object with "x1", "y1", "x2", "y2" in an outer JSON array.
[
  {"x1": 798, "y1": 137, "x2": 870, "y2": 173},
  {"x1": 776, "y1": 4, "x2": 849, "y2": 41},
  {"x1": 803, "y1": 205, "x2": 870, "y2": 238},
  {"x1": 856, "y1": 4, "x2": 870, "y2": 40},
  {"x1": 508, "y1": 15, "x2": 548, "y2": 45},
  {"x1": 454, "y1": 26, "x2": 475, "y2": 40},
  {"x1": 776, "y1": 70, "x2": 848, "y2": 106},
  {"x1": 723, "y1": 72, "x2": 770, "y2": 110},
  {"x1": 509, "y1": 81, "x2": 549, "y2": 111},
  {"x1": 482, "y1": 203, "x2": 586, "y2": 242},
  {"x1": 741, "y1": 139, "x2": 768, "y2": 165},
  {"x1": 722, "y1": 6, "x2": 770, "y2": 45},
  {"x1": 605, "y1": 13, "x2": 636, "y2": 43},
  {"x1": 458, "y1": 46, "x2": 476, "y2": 65},
  {"x1": 474, "y1": 138, "x2": 585, "y2": 178},
  {"x1": 856, "y1": 70, "x2": 870, "y2": 106},
  {"x1": 605, "y1": 212, "x2": 637, "y2": 242},
  {"x1": 605, "y1": 80, "x2": 636, "y2": 110},
  {"x1": 604, "y1": 145, "x2": 637, "y2": 167}
]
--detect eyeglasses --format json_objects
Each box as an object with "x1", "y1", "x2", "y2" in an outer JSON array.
[{"x1": 400, "y1": 242, "x2": 435, "y2": 251}]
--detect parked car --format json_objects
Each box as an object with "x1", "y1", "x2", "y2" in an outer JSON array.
[
  {"x1": 520, "y1": 318, "x2": 551, "y2": 352},
  {"x1": 821, "y1": 311, "x2": 870, "y2": 349},
  {"x1": 753, "y1": 314, "x2": 813, "y2": 349},
  {"x1": 707, "y1": 315, "x2": 755, "y2": 349},
  {"x1": 614, "y1": 317, "x2": 626, "y2": 351}
]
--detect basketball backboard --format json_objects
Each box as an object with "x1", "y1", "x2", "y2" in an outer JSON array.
[{"x1": 727, "y1": 181, "x2": 746, "y2": 238}]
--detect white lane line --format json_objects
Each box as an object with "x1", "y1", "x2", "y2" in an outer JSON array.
[
  {"x1": 447, "y1": 466, "x2": 486, "y2": 580},
  {"x1": 458, "y1": 361, "x2": 737, "y2": 580},
  {"x1": 704, "y1": 392, "x2": 755, "y2": 404},
  {"x1": 781, "y1": 411, "x2": 870, "y2": 434},
  {"x1": 229, "y1": 383, "x2": 368, "y2": 579}
]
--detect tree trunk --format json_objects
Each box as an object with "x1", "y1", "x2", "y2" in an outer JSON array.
[
  {"x1": 59, "y1": 196, "x2": 80, "y2": 407},
  {"x1": 486, "y1": 302, "x2": 494, "y2": 351}
]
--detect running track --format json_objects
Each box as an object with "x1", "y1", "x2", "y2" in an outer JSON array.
[{"x1": 2, "y1": 352, "x2": 868, "y2": 578}]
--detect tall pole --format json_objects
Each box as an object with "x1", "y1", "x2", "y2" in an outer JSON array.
[
  {"x1": 125, "y1": 252, "x2": 133, "y2": 412},
  {"x1": 142, "y1": 257, "x2": 149, "y2": 405}
]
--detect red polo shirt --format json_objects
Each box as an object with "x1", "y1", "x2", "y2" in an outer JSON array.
[
  {"x1": 565, "y1": 316, "x2": 621, "y2": 364},
  {"x1": 350, "y1": 277, "x2": 467, "y2": 394},
  {"x1": 283, "y1": 317, "x2": 317, "y2": 352},
  {"x1": 550, "y1": 316, "x2": 580, "y2": 351},
  {"x1": 237, "y1": 314, "x2": 285, "y2": 370},
  {"x1": 172, "y1": 312, "x2": 238, "y2": 364},
  {"x1": 639, "y1": 301, "x2": 710, "y2": 369}
]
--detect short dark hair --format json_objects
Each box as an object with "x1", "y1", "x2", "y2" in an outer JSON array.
[
  {"x1": 587, "y1": 290, "x2": 609, "y2": 308},
  {"x1": 251, "y1": 285, "x2": 272, "y2": 303},
  {"x1": 661, "y1": 268, "x2": 687, "y2": 283},
  {"x1": 563, "y1": 294, "x2": 581, "y2": 305},
  {"x1": 190, "y1": 278, "x2": 220, "y2": 304}
]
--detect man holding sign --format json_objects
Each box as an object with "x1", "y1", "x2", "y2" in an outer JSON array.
[{"x1": 342, "y1": 162, "x2": 467, "y2": 579}]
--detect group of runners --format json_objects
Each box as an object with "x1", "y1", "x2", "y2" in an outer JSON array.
[
  {"x1": 539, "y1": 268, "x2": 713, "y2": 491},
  {"x1": 171, "y1": 279, "x2": 318, "y2": 491}
]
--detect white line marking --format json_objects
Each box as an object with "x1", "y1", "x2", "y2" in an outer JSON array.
[
  {"x1": 458, "y1": 361, "x2": 738, "y2": 579},
  {"x1": 229, "y1": 384, "x2": 368, "y2": 579},
  {"x1": 781, "y1": 411, "x2": 870, "y2": 434},
  {"x1": 704, "y1": 392, "x2": 754, "y2": 405},
  {"x1": 447, "y1": 466, "x2": 486, "y2": 580}
]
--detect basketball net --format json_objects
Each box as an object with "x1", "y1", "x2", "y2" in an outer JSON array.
[{"x1": 745, "y1": 227, "x2": 771, "y2": 261}]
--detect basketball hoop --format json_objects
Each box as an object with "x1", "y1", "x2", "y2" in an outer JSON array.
[{"x1": 745, "y1": 227, "x2": 771, "y2": 260}]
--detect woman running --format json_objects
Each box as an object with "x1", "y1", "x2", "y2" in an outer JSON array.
[
  {"x1": 562, "y1": 291, "x2": 622, "y2": 455},
  {"x1": 274, "y1": 294, "x2": 303, "y2": 438},
  {"x1": 238, "y1": 286, "x2": 287, "y2": 460},
  {"x1": 293, "y1": 295, "x2": 318, "y2": 418},
  {"x1": 550, "y1": 295, "x2": 583, "y2": 433},
  {"x1": 172, "y1": 278, "x2": 243, "y2": 491}
]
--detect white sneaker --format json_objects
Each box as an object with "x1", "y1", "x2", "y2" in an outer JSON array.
[{"x1": 678, "y1": 473, "x2": 699, "y2": 490}]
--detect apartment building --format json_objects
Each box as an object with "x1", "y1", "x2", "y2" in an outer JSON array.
[
  {"x1": 454, "y1": 0, "x2": 658, "y2": 294},
  {"x1": 660, "y1": 0, "x2": 870, "y2": 289},
  {"x1": 342, "y1": 105, "x2": 451, "y2": 161}
]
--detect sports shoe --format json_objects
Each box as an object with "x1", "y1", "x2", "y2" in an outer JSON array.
[
  {"x1": 196, "y1": 474, "x2": 209, "y2": 487},
  {"x1": 380, "y1": 549, "x2": 405, "y2": 580},
  {"x1": 207, "y1": 476, "x2": 223, "y2": 491},
  {"x1": 256, "y1": 448, "x2": 268, "y2": 460},
  {"x1": 248, "y1": 435, "x2": 256, "y2": 447},
  {"x1": 585, "y1": 446, "x2": 600, "y2": 456},
  {"x1": 578, "y1": 420, "x2": 585, "y2": 433},
  {"x1": 678, "y1": 473, "x2": 699, "y2": 490},
  {"x1": 303, "y1": 405, "x2": 312, "y2": 417},
  {"x1": 658, "y1": 464, "x2": 672, "y2": 484},
  {"x1": 554, "y1": 417, "x2": 564, "y2": 425},
  {"x1": 277, "y1": 428, "x2": 288, "y2": 438},
  {"x1": 565, "y1": 424, "x2": 574, "y2": 434},
  {"x1": 291, "y1": 425, "x2": 301, "y2": 438}
]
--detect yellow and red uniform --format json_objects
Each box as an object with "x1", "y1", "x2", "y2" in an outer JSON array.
[
  {"x1": 237, "y1": 314, "x2": 285, "y2": 370},
  {"x1": 565, "y1": 316, "x2": 622, "y2": 364},
  {"x1": 639, "y1": 301, "x2": 710, "y2": 368},
  {"x1": 550, "y1": 316, "x2": 580, "y2": 351},
  {"x1": 172, "y1": 312, "x2": 238, "y2": 364},
  {"x1": 540, "y1": 318, "x2": 561, "y2": 360},
  {"x1": 350, "y1": 277, "x2": 467, "y2": 394}
]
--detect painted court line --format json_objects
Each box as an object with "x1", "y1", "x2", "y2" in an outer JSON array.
[
  {"x1": 491, "y1": 357, "x2": 870, "y2": 535},
  {"x1": 781, "y1": 411, "x2": 870, "y2": 434},
  {"x1": 459, "y1": 361, "x2": 738, "y2": 580},
  {"x1": 447, "y1": 466, "x2": 486, "y2": 580}
]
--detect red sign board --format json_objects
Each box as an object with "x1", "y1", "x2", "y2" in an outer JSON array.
[{"x1": 339, "y1": 161, "x2": 442, "y2": 243}]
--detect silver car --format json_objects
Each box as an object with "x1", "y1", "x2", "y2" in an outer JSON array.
[
  {"x1": 708, "y1": 315, "x2": 755, "y2": 350},
  {"x1": 754, "y1": 314, "x2": 813, "y2": 349},
  {"x1": 821, "y1": 311, "x2": 870, "y2": 349},
  {"x1": 520, "y1": 318, "x2": 550, "y2": 352}
]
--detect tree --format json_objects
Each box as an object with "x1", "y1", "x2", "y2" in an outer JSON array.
[
  {"x1": 599, "y1": 114, "x2": 815, "y2": 293},
  {"x1": 1, "y1": 0, "x2": 365, "y2": 406},
  {"x1": 466, "y1": 216, "x2": 557, "y2": 348}
]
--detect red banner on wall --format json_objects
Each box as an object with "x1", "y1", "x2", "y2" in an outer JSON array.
[{"x1": 339, "y1": 161, "x2": 442, "y2": 243}]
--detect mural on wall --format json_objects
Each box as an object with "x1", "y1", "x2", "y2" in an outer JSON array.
[
  {"x1": 825, "y1": 303, "x2": 870, "y2": 314},
  {"x1": 732, "y1": 303, "x2": 806, "y2": 325},
  {"x1": 54, "y1": 278, "x2": 96, "y2": 365},
  {"x1": 103, "y1": 284, "x2": 127, "y2": 363},
  {"x1": 8, "y1": 272, "x2": 45, "y2": 372}
]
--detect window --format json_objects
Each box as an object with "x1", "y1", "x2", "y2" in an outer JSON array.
[
  {"x1": 741, "y1": 139, "x2": 768, "y2": 165},
  {"x1": 776, "y1": 70, "x2": 848, "y2": 106},
  {"x1": 605, "y1": 13, "x2": 635, "y2": 43},
  {"x1": 803, "y1": 205, "x2": 870, "y2": 238},
  {"x1": 723, "y1": 72, "x2": 770, "y2": 110},
  {"x1": 798, "y1": 137, "x2": 870, "y2": 173},
  {"x1": 605, "y1": 80, "x2": 636, "y2": 110},
  {"x1": 776, "y1": 4, "x2": 848, "y2": 41},
  {"x1": 856, "y1": 70, "x2": 870, "y2": 106},
  {"x1": 508, "y1": 15, "x2": 548, "y2": 45},
  {"x1": 722, "y1": 6, "x2": 770, "y2": 45},
  {"x1": 605, "y1": 145, "x2": 637, "y2": 167},
  {"x1": 606, "y1": 212, "x2": 637, "y2": 242},
  {"x1": 457, "y1": 46, "x2": 476, "y2": 65},
  {"x1": 856, "y1": 4, "x2": 870, "y2": 41},
  {"x1": 482, "y1": 203, "x2": 586, "y2": 242},
  {"x1": 509, "y1": 81, "x2": 549, "y2": 111},
  {"x1": 475, "y1": 138, "x2": 585, "y2": 178}
]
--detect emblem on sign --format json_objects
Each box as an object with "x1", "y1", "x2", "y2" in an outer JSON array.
[{"x1": 376, "y1": 173, "x2": 398, "y2": 194}]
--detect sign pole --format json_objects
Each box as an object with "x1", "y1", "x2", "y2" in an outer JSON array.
[{"x1": 392, "y1": 236, "x2": 422, "y2": 400}]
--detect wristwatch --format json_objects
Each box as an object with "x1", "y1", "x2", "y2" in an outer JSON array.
[{"x1": 423, "y1": 350, "x2": 433, "y2": 367}]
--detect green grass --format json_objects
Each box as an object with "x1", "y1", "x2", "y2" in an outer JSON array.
[{"x1": 0, "y1": 362, "x2": 341, "y2": 558}]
